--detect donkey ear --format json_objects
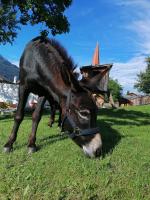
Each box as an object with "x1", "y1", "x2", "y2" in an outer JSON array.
[
  {"x1": 61, "y1": 63, "x2": 84, "y2": 93},
  {"x1": 80, "y1": 67, "x2": 111, "y2": 93}
]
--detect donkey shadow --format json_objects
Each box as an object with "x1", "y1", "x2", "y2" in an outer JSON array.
[
  {"x1": 97, "y1": 107, "x2": 150, "y2": 157},
  {"x1": 97, "y1": 119, "x2": 121, "y2": 157},
  {"x1": 37, "y1": 133, "x2": 68, "y2": 150},
  {"x1": 14, "y1": 132, "x2": 68, "y2": 151}
]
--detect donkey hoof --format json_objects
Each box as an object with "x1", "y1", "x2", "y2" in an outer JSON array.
[
  {"x1": 3, "y1": 146, "x2": 13, "y2": 153},
  {"x1": 28, "y1": 147, "x2": 37, "y2": 154}
]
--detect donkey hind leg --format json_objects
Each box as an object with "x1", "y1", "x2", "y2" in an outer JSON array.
[
  {"x1": 3, "y1": 86, "x2": 29, "y2": 153},
  {"x1": 58, "y1": 107, "x2": 62, "y2": 127},
  {"x1": 28, "y1": 97, "x2": 46, "y2": 153},
  {"x1": 48, "y1": 104, "x2": 56, "y2": 127}
]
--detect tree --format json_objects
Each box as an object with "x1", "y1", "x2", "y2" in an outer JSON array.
[
  {"x1": 134, "y1": 57, "x2": 150, "y2": 94},
  {"x1": 0, "y1": 0, "x2": 72, "y2": 44},
  {"x1": 108, "y1": 78, "x2": 123, "y2": 101}
]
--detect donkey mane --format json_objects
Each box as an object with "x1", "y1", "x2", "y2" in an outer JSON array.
[
  {"x1": 32, "y1": 36, "x2": 77, "y2": 72},
  {"x1": 49, "y1": 39, "x2": 77, "y2": 72},
  {"x1": 30, "y1": 36, "x2": 83, "y2": 92}
]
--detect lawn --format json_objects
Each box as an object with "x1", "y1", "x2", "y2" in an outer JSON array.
[{"x1": 0, "y1": 105, "x2": 150, "y2": 200}]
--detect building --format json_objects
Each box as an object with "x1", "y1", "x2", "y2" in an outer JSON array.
[
  {"x1": 124, "y1": 93, "x2": 150, "y2": 106},
  {"x1": 0, "y1": 75, "x2": 38, "y2": 110},
  {"x1": 80, "y1": 43, "x2": 113, "y2": 91},
  {"x1": 80, "y1": 43, "x2": 113, "y2": 107},
  {"x1": 0, "y1": 75, "x2": 13, "y2": 84}
]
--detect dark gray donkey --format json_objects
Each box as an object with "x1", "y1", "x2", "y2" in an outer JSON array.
[{"x1": 4, "y1": 37, "x2": 109, "y2": 158}]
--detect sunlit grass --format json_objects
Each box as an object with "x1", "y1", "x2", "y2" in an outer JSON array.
[{"x1": 0, "y1": 105, "x2": 150, "y2": 199}]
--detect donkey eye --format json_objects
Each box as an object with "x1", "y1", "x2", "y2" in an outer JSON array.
[
  {"x1": 80, "y1": 110, "x2": 90, "y2": 116},
  {"x1": 76, "y1": 109, "x2": 90, "y2": 121}
]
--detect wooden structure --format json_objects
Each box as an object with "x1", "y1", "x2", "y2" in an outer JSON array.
[
  {"x1": 80, "y1": 43, "x2": 113, "y2": 107},
  {"x1": 80, "y1": 64, "x2": 113, "y2": 92}
]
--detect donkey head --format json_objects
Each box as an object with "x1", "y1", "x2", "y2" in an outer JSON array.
[
  {"x1": 61, "y1": 67, "x2": 110, "y2": 158},
  {"x1": 62, "y1": 90, "x2": 102, "y2": 158}
]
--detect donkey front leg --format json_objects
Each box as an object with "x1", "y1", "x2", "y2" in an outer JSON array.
[
  {"x1": 3, "y1": 85, "x2": 29, "y2": 152},
  {"x1": 28, "y1": 97, "x2": 46, "y2": 153}
]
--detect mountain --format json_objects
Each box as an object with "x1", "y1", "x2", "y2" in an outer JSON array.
[{"x1": 0, "y1": 55, "x2": 19, "y2": 82}]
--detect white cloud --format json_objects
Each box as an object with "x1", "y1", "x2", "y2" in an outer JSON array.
[
  {"x1": 110, "y1": 56, "x2": 147, "y2": 93},
  {"x1": 115, "y1": 0, "x2": 150, "y2": 54},
  {"x1": 110, "y1": 0, "x2": 150, "y2": 93},
  {"x1": 127, "y1": 20, "x2": 150, "y2": 54},
  {"x1": 116, "y1": 0, "x2": 150, "y2": 10}
]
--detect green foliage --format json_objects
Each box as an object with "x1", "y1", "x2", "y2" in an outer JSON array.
[
  {"x1": 108, "y1": 78, "x2": 123, "y2": 101},
  {"x1": 0, "y1": 0, "x2": 72, "y2": 44},
  {"x1": 134, "y1": 57, "x2": 150, "y2": 94},
  {"x1": 0, "y1": 106, "x2": 150, "y2": 199}
]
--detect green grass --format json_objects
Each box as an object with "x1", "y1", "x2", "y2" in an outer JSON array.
[{"x1": 0, "y1": 105, "x2": 150, "y2": 200}]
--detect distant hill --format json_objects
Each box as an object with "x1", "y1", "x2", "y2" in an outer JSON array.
[{"x1": 0, "y1": 55, "x2": 19, "y2": 82}]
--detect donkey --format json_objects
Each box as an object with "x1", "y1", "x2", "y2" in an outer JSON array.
[
  {"x1": 37, "y1": 69, "x2": 80, "y2": 127},
  {"x1": 3, "y1": 37, "x2": 109, "y2": 158},
  {"x1": 47, "y1": 101, "x2": 62, "y2": 127},
  {"x1": 35, "y1": 97, "x2": 62, "y2": 127}
]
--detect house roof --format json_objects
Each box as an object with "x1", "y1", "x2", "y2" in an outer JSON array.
[
  {"x1": 92, "y1": 43, "x2": 100, "y2": 65},
  {"x1": 80, "y1": 64, "x2": 113, "y2": 73},
  {"x1": 0, "y1": 75, "x2": 13, "y2": 84},
  {"x1": 124, "y1": 94, "x2": 150, "y2": 100},
  {"x1": 80, "y1": 42, "x2": 113, "y2": 73}
]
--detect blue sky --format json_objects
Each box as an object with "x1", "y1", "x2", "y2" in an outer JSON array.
[{"x1": 0, "y1": 0, "x2": 150, "y2": 94}]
